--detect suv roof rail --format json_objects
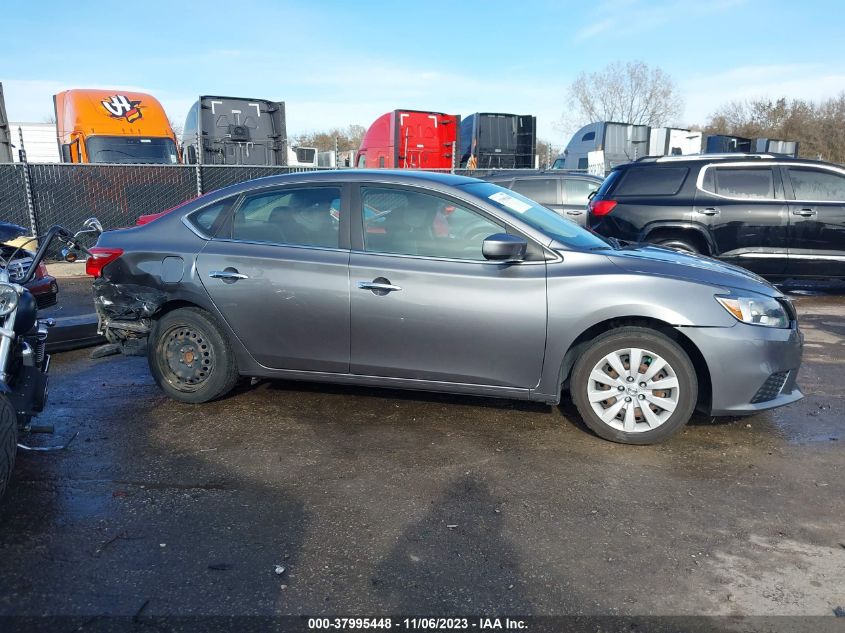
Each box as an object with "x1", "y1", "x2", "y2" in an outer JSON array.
[{"x1": 634, "y1": 153, "x2": 776, "y2": 163}]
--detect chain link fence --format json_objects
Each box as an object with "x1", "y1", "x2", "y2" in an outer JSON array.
[
  {"x1": 0, "y1": 164, "x2": 30, "y2": 230},
  {"x1": 0, "y1": 161, "x2": 543, "y2": 258}
]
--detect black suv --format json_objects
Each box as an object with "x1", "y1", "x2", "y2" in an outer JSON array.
[{"x1": 588, "y1": 154, "x2": 845, "y2": 279}]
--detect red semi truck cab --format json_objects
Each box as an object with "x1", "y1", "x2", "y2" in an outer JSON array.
[{"x1": 357, "y1": 110, "x2": 459, "y2": 169}]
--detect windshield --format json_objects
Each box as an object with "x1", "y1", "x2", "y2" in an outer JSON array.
[
  {"x1": 459, "y1": 182, "x2": 613, "y2": 251},
  {"x1": 86, "y1": 136, "x2": 179, "y2": 164}
]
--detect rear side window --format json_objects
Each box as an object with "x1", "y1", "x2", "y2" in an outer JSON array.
[
  {"x1": 564, "y1": 179, "x2": 599, "y2": 205},
  {"x1": 594, "y1": 170, "x2": 620, "y2": 197},
  {"x1": 704, "y1": 168, "x2": 775, "y2": 199},
  {"x1": 615, "y1": 167, "x2": 689, "y2": 196},
  {"x1": 231, "y1": 186, "x2": 341, "y2": 248},
  {"x1": 787, "y1": 168, "x2": 845, "y2": 201},
  {"x1": 187, "y1": 198, "x2": 235, "y2": 237},
  {"x1": 510, "y1": 178, "x2": 558, "y2": 206}
]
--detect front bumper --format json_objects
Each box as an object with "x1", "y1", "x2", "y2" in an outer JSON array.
[{"x1": 679, "y1": 321, "x2": 804, "y2": 416}]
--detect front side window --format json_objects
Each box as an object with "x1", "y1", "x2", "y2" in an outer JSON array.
[
  {"x1": 231, "y1": 186, "x2": 341, "y2": 248},
  {"x1": 361, "y1": 187, "x2": 502, "y2": 260},
  {"x1": 788, "y1": 168, "x2": 845, "y2": 201},
  {"x1": 704, "y1": 167, "x2": 775, "y2": 199},
  {"x1": 510, "y1": 178, "x2": 558, "y2": 206}
]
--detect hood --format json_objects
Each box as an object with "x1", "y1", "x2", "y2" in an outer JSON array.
[{"x1": 606, "y1": 244, "x2": 781, "y2": 297}]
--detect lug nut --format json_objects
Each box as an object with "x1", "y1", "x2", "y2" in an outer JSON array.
[
  {"x1": 625, "y1": 396, "x2": 632, "y2": 402},
  {"x1": 617, "y1": 386, "x2": 625, "y2": 391},
  {"x1": 638, "y1": 394, "x2": 645, "y2": 400},
  {"x1": 626, "y1": 376, "x2": 634, "y2": 383},
  {"x1": 639, "y1": 382, "x2": 646, "y2": 388}
]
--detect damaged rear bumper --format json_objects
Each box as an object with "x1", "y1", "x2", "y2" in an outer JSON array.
[{"x1": 93, "y1": 278, "x2": 167, "y2": 340}]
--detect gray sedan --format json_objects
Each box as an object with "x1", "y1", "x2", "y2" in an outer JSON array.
[{"x1": 89, "y1": 170, "x2": 803, "y2": 444}]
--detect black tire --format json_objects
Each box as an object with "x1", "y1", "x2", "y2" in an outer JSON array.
[
  {"x1": 0, "y1": 395, "x2": 17, "y2": 500},
  {"x1": 571, "y1": 327, "x2": 698, "y2": 445},
  {"x1": 148, "y1": 307, "x2": 239, "y2": 404},
  {"x1": 654, "y1": 237, "x2": 700, "y2": 254}
]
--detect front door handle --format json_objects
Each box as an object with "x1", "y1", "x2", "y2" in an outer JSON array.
[
  {"x1": 209, "y1": 269, "x2": 249, "y2": 282},
  {"x1": 357, "y1": 277, "x2": 402, "y2": 295},
  {"x1": 792, "y1": 207, "x2": 817, "y2": 217},
  {"x1": 697, "y1": 207, "x2": 720, "y2": 216}
]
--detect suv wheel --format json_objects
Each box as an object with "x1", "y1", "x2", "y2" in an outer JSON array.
[
  {"x1": 571, "y1": 327, "x2": 697, "y2": 444},
  {"x1": 654, "y1": 238, "x2": 700, "y2": 254},
  {"x1": 148, "y1": 307, "x2": 239, "y2": 404}
]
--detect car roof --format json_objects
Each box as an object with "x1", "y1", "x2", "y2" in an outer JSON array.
[
  {"x1": 202, "y1": 169, "x2": 483, "y2": 198},
  {"x1": 615, "y1": 154, "x2": 834, "y2": 170}
]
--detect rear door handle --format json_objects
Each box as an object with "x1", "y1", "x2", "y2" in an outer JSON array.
[
  {"x1": 565, "y1": 209, "x2": 584, "y2": 216},
  {"x1": 697, "y1": 207, "x2": 720, "y2": 216},
  {"x1": 357, "y1": 278, "x2": 402, "y2": 295},
  {"x1": 792, "y1": 207, "x2": 817, "y2": 217},
  {"x1": 357, "y1": 281, "x2": 402, "y2": 292},
  {"x1": 209, "y1": 269, "x2": 249, "y2": 281}
]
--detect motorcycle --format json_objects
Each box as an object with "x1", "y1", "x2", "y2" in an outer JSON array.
[{"x1": 0, "y1": 218, "x2": 101, "y2": 499}]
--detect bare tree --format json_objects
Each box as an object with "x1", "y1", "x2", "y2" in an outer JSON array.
[
  {"x1": 567, "y1": 61, "x2": 683, "y2": 127},
  {"x1": 703, "y1": 94, "x2": 845, "y2": 163},
  {"x1": 169, "y1": 118, "x2": 183, "y2": 137},
  {"x1": 293, "y1": 124, "x2": 366, "y2": 152}
]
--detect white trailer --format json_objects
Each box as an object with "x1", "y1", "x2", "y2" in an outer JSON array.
[
  {"x1": 649, "y1": 127, "x2": 702, "y2": 156},
  {"x1": 10, "y1": 123, "x2": 60, "y2": 163}
]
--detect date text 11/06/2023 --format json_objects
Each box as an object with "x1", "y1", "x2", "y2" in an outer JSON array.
[{"x1": 307, "y1": 618, "x2": 528, "y2": 630}]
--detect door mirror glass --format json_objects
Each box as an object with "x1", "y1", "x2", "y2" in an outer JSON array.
[{"x1": 482, "y1": 233, "x2": 527, "y2": 262}]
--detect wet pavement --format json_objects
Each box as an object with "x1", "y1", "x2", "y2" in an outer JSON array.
[{"x1": 0, "y1": 292, "x2": 843, "y2": 624}]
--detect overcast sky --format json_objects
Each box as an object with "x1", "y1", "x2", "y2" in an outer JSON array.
[{"x1": 4, "y1": 0, "x2": 845, "y2": 143}]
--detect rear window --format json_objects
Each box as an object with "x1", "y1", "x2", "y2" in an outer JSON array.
[
  {"x1": 615, "y1": 167, "x2": 689, "y2": 196},
  {"x1": 594, "y1": 170, "x2": 621, "y2": 198}
]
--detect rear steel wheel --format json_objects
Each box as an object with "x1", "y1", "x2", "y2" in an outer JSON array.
[{"x1": 149, "y1": 308, "x2": 239, "y2": 404}]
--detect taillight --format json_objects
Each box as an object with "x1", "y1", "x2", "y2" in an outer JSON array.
[
  {"x1": 589, "y1": 199, "x2": 617, "y2": 217},
  {"x1": 36, "y1": 262, "x2": 48, "y2": 278},
  {"x1": 86, "y1": 247, "x2": 124, "y2": 277}
]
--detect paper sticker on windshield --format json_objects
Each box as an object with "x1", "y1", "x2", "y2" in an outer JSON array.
[{"x1": 488, "y1": 191, "x2": 532, "y2": 213}]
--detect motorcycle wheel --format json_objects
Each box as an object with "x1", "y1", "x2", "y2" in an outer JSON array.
[{"x1": 0, "y1": 394, "x2": 16, "y2": 500}]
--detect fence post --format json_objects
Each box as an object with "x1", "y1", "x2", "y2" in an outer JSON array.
[
  {"x1": 17, "y1": 126, "x2": 40, "y2": 238},
  {"x1": 194, "y1": 130, "x2": 203, "y2": 196},
  {"x1": 335, "y1": 136, "x2": 339, "y2": 169},
  {"x1": 451, "y1": 141, "x2": 456, "y2": 174}
]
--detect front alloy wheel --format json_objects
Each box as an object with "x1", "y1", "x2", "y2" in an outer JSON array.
[{"x1": 571, "y1": 327, "x2": 697, "y2": 444}]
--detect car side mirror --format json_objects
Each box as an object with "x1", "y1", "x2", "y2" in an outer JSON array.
[{"x1": 482, "y1": 233, "x2": 527, "y2": 262}]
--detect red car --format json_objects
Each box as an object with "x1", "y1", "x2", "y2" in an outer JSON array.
[{"x1": 1, "y1": 243, "x2": 59, "y2": 308}]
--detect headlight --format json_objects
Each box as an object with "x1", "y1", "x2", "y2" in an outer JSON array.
[
  {"x1": 715, "y1": 292, "x2": 789, "y2": 328},
  {"x1": 0, "y1": 283, "x2": 19, "y2": 317}
]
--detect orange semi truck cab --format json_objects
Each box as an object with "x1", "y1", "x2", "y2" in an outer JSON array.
[
  {"x1": 54, "y1": 89, "x2": 179, "y2": 164},
  {"x1": 357, "y1": 110, "x2": 459, "y2": 169}
]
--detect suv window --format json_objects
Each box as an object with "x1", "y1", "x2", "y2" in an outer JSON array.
[
  {"x1": 704, "y1": 167, "x2": 775, "y2": 199},
  {"x1": 362, "y1": 187, "x2": 502, "y2": 260},
  {"x1": 231, "y1": 186, "x2": 341, "y2": 247},
  {"x1": 564, "y1": 179, "x2": 599, "y2": 205},
  {"x1": 510, "y1": 178, "x2": 558, "y2": 206},
  {"x1": 615, "y1": 167, "x2": 688, "y2": 196},
  {"x1": 788, "y1": 167, "x2": 845, "y2": 201}
]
